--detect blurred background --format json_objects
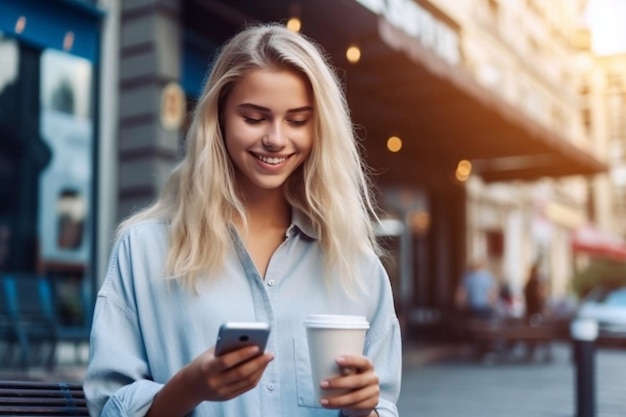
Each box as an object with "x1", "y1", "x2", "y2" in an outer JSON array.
[{"x1": 1, "y1": 0, "x2": 626, "y2": 414}]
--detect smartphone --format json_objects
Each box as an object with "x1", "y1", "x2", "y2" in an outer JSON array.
[{"x1": 214, "y1": 322, "x2": 271, "y2": 356}]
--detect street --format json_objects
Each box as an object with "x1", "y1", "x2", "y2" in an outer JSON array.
[{"x1": 398, "y1": 343, "x2": 626, "y2": 417}]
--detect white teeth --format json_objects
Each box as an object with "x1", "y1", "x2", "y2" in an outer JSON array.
[{"x1": 256, "y1": 154, "x2": 286, "y2": 165}]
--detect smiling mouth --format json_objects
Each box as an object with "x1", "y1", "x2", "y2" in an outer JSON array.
[{"x1": 253, "y1": 153, "x2": 290, "y2": 165}]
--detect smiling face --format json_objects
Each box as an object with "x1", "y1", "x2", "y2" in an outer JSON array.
[{"x1": 222, "y1": 68, "x2": 314, "y2": 199}]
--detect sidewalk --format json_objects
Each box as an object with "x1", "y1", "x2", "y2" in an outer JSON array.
[
  {"x1": 398, "y1": 342, "x2": 626, "y2": 417},
  {"x1": 0, "y1": 342, "x2": 88, "y2": 383}
]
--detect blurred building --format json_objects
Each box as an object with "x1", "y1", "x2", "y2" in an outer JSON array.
[
  {"x1": 429, "y1": 0, "x2": 603, "y2": 311},
  {"x1": 0, "y1": 0, "x2": 111, "y2": 331},
  {"x1": 1, "y1": 0, "x2": 620, "y2": 339},
  {"x1": 578, "y1": 45, "x2": 626, "y2": 229}
]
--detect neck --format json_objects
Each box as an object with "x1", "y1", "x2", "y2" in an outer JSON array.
[{"x1": 235, "y1": 188, "x2": 291, "y2": 232}]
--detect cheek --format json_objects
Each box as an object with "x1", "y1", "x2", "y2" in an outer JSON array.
[{"x1": 294, "y1": 127, "x2": 315, "y2": 152}]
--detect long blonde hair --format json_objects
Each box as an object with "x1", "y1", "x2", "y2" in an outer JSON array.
[{"x1": 120, "y1": 24, "x2": 381, "y2": 292}]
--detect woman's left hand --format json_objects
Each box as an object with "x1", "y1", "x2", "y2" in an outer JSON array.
[{"x1": 319, "y1": 354, "x2": 379, "y2": 417}]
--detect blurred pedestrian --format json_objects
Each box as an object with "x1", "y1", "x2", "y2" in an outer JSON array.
[
  {"x1": 523, "y1": 261, "x2": 548, "y2": 360},
  {"x1": 524, "y1": 261, "x2": 547, "y2": 325},
  {"x1": 496, "y1": 282, "x2": 516, "y2": 318},
  {"x1": 455, "y1": 259, "x2": 498, "y2": 320},
  {"x1": 84, "y1": 24, "x2": 400, "y2": 417}
]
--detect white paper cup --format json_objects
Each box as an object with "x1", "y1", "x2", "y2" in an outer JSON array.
[{"x1": 304, "y1": 314, "x2": 369, "y2": 401}]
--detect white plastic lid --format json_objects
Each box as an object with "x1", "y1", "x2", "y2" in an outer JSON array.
[{"x1": 304, "y1": 314, "x2": 370, "y2": 329}]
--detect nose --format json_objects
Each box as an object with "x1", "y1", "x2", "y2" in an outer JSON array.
[{"x1": 262, "y1": 122, "x2": 286, "y2": 150}]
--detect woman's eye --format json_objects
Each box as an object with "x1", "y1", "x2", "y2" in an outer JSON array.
[
  {"x1": 244, "y1": 116, "x2": 264, "y2": 124},
  {"x1": 289, "y1": 119, "x2": 308, "y2": 127}
]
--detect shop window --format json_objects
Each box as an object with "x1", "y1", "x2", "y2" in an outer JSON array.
[
  {"x1": 39, "y1": 48, "x2": 92, "y2": 265},
  {"x1": 56, "y1": 189, "x2": 85, "y2": 250}
]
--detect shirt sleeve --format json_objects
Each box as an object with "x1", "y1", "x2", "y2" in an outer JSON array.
[
  {"x1": 84, "y1": 233, "x2": 163, "y2": 417},
  {"x1": 363, "y1": 259, "x2": 402, "y2": 417}
]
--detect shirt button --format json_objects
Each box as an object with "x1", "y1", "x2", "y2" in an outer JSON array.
[
  {"x1": 267, "y1": 383, "x2": 275, "y2": 391},
  {"x1": 267, "y1": 279, "x2": 276, "y2": 286}
]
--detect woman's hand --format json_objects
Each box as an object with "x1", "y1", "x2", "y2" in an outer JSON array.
[
  {"x1": 146, "y1": 346, "x2": 274, "y2": 417},
  {"x1": 184, "y1": 345, "x2": 274, "y2": 403},
  {"x1": 319, "y1": 354, "x2": 379, "y2": 417}
]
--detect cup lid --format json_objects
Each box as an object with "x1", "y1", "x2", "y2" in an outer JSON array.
[{"x1": 304, "y1": 314, "x2": 370, "y2": 329}]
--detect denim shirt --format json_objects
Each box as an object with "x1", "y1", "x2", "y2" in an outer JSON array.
[{"x1": 84, "y1": 212, "x2": 401, "y2": 417}]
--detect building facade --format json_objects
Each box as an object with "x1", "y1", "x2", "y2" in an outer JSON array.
[
  {"x1": 0, "y1": 0, "x2": 108, "y2": 330},
  {"x1": 430, "y1": 0, "x2": 600, "y2": 307},
  {"x1": 1, "y1": 0, "x2": 615, "y2": 339},
  {"x1": 109, "y1": 0, "x2": 607, "y2": 331}
]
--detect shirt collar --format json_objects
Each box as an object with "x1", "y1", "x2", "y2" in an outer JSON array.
[{"x1": 287, "y1": 207, "x2": 318, "y2": 239}]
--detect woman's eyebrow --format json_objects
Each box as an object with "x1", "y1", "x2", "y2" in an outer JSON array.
[{"x1": 238, "y1": 103, "x2": 313, "y2": 114}]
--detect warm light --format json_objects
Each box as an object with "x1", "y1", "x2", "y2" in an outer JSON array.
[
  {"x1": 409, "y1": 211, "x2": 430, "y2": 234},
  {"x1": 585, "y1": 0, "x2": 626, "y2": 55},
  {"x1": 287, "y1": 17, "x2": 301, "y2": 32},
  {"x1": 387, "y1": 136, "x2": 402, "y2": 152},
  {"x1": 455, "y1": 159, "x2": 472, "y2": 181},
  {"x1": 346, "y1": 45, "x2": 361, "y2": 64},
  {"x1": 15, "y1": 16, "x2": 26, "y2": 34},
  {"x1": 63, "y1": 31, "x2": 74, "y2": 51}
]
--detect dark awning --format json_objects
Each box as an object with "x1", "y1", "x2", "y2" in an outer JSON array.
[{"x1": 196, "y1": 0, "x2": 607, "y2": 184}]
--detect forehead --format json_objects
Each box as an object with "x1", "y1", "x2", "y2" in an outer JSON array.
[{"x1": 226, "y1": 68, "x2": 313, "y2": 109}]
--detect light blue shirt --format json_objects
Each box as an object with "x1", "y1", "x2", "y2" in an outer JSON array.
[
  {"x1": 461, "y1": 269, "x2": 496, "y2": 309},
  {"x1": 84, "y1": 211, "x2": 401, "y2": 417}
]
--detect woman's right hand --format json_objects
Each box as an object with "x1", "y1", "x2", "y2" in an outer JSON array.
[
  {"x1": 183, "y1": 345, "x2": 274, "y2": 402},
  {"x1": 146, "y1": 346, "x2": 274, "y2": 417}
]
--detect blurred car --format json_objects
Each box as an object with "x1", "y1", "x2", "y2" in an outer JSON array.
[{"x1": 577, "y1": 286, "x2": 626, "y2": 346}]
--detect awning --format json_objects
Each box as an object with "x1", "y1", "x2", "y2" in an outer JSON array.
[
  {"x1": 0, "y1": 0, "x2": 104, "y2": 62},
  {"x1": 193, "y1": 0, "x2": 607, "y2": 184},
  {"x1": 572, "y1": 226, "x2": 626, "y2": 261}
]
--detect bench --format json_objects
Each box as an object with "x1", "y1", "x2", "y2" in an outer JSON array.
[
  {"x1": 0, "y1": 380, "x2": 88, "y2": 416},
  {"x1": 460, "y1": 317, "x2": 558, "y2": 362}
]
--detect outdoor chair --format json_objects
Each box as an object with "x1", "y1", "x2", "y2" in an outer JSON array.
[{"x1": 0, "y1": 274, "x2": 58, "y2": 370}]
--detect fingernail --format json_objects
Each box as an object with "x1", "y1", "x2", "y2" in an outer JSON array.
[
  {"x1": 320, "y1": 380, "x2": 329, "y2": 388},
  {"x1": 336, "y1": 356, "x2": 346, "y2": 363},
  {"x1": 320, "y1": 398, "x2": 329, "y2": 406}
]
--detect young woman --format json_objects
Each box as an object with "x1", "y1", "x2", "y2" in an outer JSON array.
[{"x1": 85, "y1": 24, "x2": 401, "y2": 417}]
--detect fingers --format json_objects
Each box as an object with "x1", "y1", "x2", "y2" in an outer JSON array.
[
  {"x1": 196, "y1": 346, "x2": 274, "y2": 402},
  {"x1": 321, "y1": 382, "x2": 379, "y2": 409},
  {"x1": 210, "y1": 346, "x2": 264, "y2": 371},
  {"x1": 336, "y1": 355, "x2": 374, "y2": 371},
  {"x1": 217, "y1": 352, "x2": 274, "y2": 386},
  {"x1": 319, "y1": 355, "x2": 379, "y2": 411},
  {"x1": 209, "y1": 364, "x2": 269, "y2": 401}
]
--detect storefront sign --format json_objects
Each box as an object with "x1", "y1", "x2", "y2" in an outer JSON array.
[
  {"x1": 160, "y1": 82, "x2": 186, "y2": 130},
  {"x1": 354, "y1": 0, "x2": 460, "y2": 66}
]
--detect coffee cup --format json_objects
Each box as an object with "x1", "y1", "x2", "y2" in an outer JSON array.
[{"x1": 304, "y1": 314, "x2": 369, "y2": 400}]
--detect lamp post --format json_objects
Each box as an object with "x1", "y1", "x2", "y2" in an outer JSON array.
[{"x1": 570, "y1": 318, "x2": 598, "y2": 417}]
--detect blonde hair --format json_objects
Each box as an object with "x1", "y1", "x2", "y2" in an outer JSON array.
[{"x1": 120, "y1": 24, "x2": 381, "y2": 292}]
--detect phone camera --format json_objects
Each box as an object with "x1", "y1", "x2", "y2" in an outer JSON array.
[{"x1": 239, "y1": 335, "x2": 249, "y2": 342}]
